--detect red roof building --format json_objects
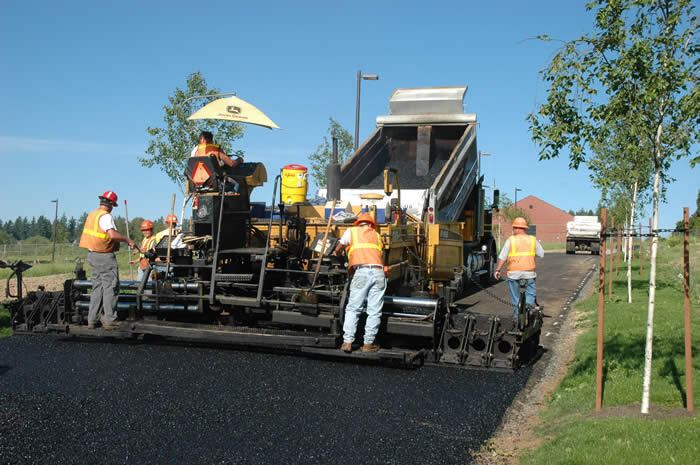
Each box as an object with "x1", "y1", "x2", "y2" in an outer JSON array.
[{"x1": 492, "y1": 195, "x2": 573, "y2": 244}]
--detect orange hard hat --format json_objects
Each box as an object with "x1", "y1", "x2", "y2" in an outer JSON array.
[
  {"x1": 98, "y1": 191, "x2": 118, "y2": 206},
  {"x1": 512, "y1": 217, "x2": 528, "y2": 229},
  {"x1": 140, "y1": 220, "x2": 153, "y2": 230},
  {"x1": 353, "y1": 213, "x2": 377, "y2": 228},
  {"x1": 165, "y1": 214, "x2": 178, "y2": 225}
]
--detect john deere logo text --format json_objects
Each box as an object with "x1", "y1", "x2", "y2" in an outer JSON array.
[{"x1": 227, "y1": 106, "x2": 241, "y2": 114}]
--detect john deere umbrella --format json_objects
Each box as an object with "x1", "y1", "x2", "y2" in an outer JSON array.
[{"x1": 188, "y1": 95, "x2": 280, "y2": 129}]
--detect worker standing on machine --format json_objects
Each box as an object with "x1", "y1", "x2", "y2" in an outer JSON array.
[
  {"x1": 333, "y1": 213, "x2": 385, "y2": 353},
  {"x1": 493, "y1": 217, "x2": 544, "y2": 317},
  {"x1": 190, "y1": 130, "x2": 242, "y2": 168},
  {"x1": 79, "y1": 191, "x2": 135, "y2": 329},
  {"x1": 154, "y1": 214, "x2": 180, "y2": 245},
  {"x1": 129, "y1": 220, "x2": 157, "y2": 281}
]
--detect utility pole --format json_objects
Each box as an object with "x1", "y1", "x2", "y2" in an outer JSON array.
[{"x1": 51, "y1": 199, "x2": 58, "y2": 263}]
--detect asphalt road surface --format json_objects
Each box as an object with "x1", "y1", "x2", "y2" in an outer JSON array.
[{"x1": 0, "y1": 253, "x2": 595, "y2": 465}]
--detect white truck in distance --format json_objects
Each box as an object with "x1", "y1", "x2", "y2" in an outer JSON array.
[{"x1": 566, "y1": 216, "x2": 602, "y2": 255}]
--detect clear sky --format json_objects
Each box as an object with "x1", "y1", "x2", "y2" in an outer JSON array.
[{"x1": 0, "y1": 0, "x2": 696, "y2": 228}]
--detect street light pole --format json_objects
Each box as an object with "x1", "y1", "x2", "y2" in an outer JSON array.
[
  {"x1": 354, "y1": 70, "x2": 379, "y2": 151},
  {"x1": 478, "y1": 151, "x2": 491, "y2": 175},
  {"x1": 51, "y1": 199, "x2": 58, "y2": 263}
]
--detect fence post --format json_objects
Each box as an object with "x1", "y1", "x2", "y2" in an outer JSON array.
[
  {"x1": 596, "y1": 208, "x2": 607, "y2": 411},
  {"x1": 609, "y1": 217, "x2": 614, "y2": 300},
  {"x1": 683, "y1": 208, "x2": 694, "y2": 412},
  {"x1": 639, "y1": 223, "x2": 643, "y2": 275},
  {"x1": 615, "y1": 228, "x2": 621, "y2": 276}
]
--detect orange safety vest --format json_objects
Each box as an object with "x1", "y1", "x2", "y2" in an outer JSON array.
[
  {"x1": 138, "y1": 235, "x2": 158, "y2": 270},
  {"x1": 347, "y1": 226, "x2": 383, "y2": 268},
  {"x1": 194, "y1": 143, "x2": 226, "y2": 166},
  {"x1": 506, "y1": 234, "x2": 536, "y2": 273},
  {"x1": 78, "y1": 209, "x2": 116, "y2": 253}
]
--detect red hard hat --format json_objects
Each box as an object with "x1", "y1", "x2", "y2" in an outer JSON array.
[
  {"x1": 512, "y1": 217, "x2": 528, "y2": 229},
  {"x1": 165, "y1": 214, "x2": 178, "y2": 225},
  {"x1": 98, "y1": 191, "x2": 118, "y2": 206},
  {"x1": 140, "y1": 220, "x2": 154, "y2": 230},
  {"x1": 353, "y1": 213, "x2": 377, "y2": 228}
]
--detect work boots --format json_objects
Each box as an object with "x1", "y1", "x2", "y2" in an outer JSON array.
[
  {"x1": 361, "y1": 344, "x2": 380, "y2": 353},
  {"x1": 340, "y1": 342, "x2": 353, "y2": 353}
]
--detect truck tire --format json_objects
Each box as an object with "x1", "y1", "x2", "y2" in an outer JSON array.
[
  {"x1": 590, "y1": 241, "x2": 600, "y2": 255},
  {"x1": 566, "y1": 241, "x2": 575, "y2": 254}
]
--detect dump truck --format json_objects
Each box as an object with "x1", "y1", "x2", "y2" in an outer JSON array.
[
  {"x1": 566, "y1": 215, "x2": 601, "y2": 254},
  {"x1": 8, "y1": 86, "x2": 542, "y2": 370}
]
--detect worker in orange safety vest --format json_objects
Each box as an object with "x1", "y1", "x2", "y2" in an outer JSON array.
[
  {"x1": 494, "y1": 217, "x2": 544, "y2": 317},
  {"x1": 129, "y1": 220, "x2": 157, "y2": 282},
  {"x1": 154, "y1": 214, "x2": 181, "y2": 245},
  {"x1": 190, "y1": 130, "x2": 242, "y2": 168},
  {"x1": 78, "y1": 191, "x2": 135, "y2": 329},
  {"x1": 333, "y1": 213, "x2": 385, "y2": 354}
]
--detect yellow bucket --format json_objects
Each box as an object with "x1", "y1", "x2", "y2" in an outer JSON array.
[{"x1": 281, "y1": 164, "x2": 308, "y2": 204}]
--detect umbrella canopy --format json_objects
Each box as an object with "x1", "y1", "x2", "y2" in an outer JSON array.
[{"x1": 187, "y1": 95, "x2": 280, "y2": 129}]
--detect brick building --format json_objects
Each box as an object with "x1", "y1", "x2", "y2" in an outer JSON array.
[{"x1": 492, "y1": 195, "x2": 573, "y2": 244}]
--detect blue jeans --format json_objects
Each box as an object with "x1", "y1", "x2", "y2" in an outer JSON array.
[
  {"x1": 343, "y1": 268, "x2": 386, "y2": 344},
  {"x1": 507, "y1": 278, "x2": 536, "y2": 317}
]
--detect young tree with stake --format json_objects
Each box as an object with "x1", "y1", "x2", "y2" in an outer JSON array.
[{"x1": 528, "y1": 0, "x2": 698, "y2": 413}]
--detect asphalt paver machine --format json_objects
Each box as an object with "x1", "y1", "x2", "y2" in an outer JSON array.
[{"x1": 9, "y1": 87, "x2": 542, "y2": 370}]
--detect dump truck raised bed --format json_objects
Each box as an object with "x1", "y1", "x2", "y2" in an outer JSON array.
[{"x1": 8, "y1": 87, "x2": 542, "y2": 370}]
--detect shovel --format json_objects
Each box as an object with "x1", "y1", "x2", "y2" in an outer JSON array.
[{"x1": 300, "y1": 203, "x2": 335, "y2": 304}]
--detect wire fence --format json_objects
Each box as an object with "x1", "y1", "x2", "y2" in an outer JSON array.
[{"x1": 1, "y1": 243, "x2": 90, "y2": 263}]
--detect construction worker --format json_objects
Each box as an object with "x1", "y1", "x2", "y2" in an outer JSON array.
[
  {"x1": 78, "y1": 191, "x2": 135, "y2": 329},
  {"x1": 129, "y1": 220, "x2": 157, "y2": 281},
  {"x1": 190, "y1": 130, "x2": 242, "y2": 168},
  {"x1": 493, "y1": 217, "x2": 545, "y2": 317},
  {"x1": 333, "y1": 213, "x2": 385, "y2": 353},
  {"x1": 154, "y1": 214, "x2": 181, "y2": 245}
]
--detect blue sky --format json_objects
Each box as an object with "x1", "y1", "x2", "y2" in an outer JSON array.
[{"x1": 0, "y1": 0, "x2": 696, "y2": 228}]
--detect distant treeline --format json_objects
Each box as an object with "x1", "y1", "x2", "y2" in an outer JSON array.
[{"x1": 0, "y1": 214, "x2": 190, "y2": 245}]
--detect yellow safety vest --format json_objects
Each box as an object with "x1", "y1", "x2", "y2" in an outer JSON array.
[{"x1": 506, "y1": 235, "x2": 536, "y2": 272}]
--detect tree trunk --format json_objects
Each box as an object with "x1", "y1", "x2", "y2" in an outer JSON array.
[
  {"x1": 623, "y1": 221, "x2": 628, "y2": 262},
  {"x1": 642, "y1": 117, "x2": 664, "y2": 414},
  {"x1": 627, "y1": 180, "x2": 638, "y2": 303}
]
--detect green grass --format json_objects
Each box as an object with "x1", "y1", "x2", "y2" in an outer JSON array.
[
  {"x1": 0, "y1": 304, "x2": 11, "y2": 338},
  {"x1": 542, "y1": 242, "x2": 566, "y2": 251},
  {"x1": 522, "y1": 241, "x2": 700, "y2": 465},
  {"x1": 0, "y1": 249, "x2": 135, "y2": 279}
]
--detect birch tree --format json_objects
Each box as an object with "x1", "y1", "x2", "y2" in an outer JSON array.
[
  {"x1": 140, "y1": 72, "x2": 246, "y2": 194},
  {"x1": 528, "y1": 0, "x2": 698, "y2": 414},
  {"x1": 589, "y1": 123, "x2": 653, "y2": 302}
]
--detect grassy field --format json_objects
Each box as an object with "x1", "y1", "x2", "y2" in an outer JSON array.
[
  {"x1": 541, "y1": 242, "x2": 566, "y2": 251},
  {"x1": 0, "y1": 249, "x2": 135, "y2": 279},
  {"x1": 521, "y1": 239, "x2": 699, "y2": 465},
  {"x1": 0, "y1": 304, "x2": 10, "y2": 338}
]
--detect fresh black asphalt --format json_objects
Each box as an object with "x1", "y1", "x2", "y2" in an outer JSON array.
[
  {"x1": 0, "y1": 336, "x2": 531, "y2": 464},
  {"x1": 0, "y1": 254, "x2": 593, "y2": 465}
]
